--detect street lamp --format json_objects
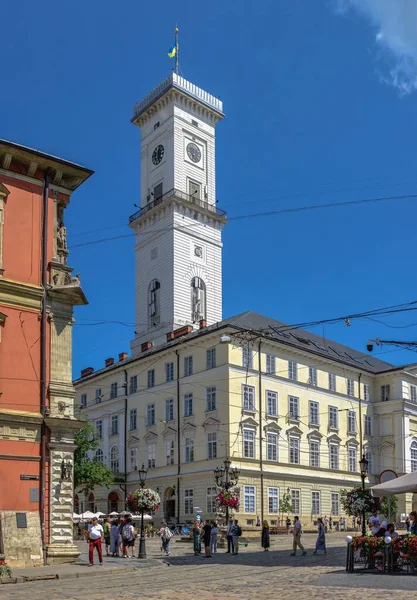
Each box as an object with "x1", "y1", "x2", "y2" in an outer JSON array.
[
  {"x1": 138, "y1": 463, "x2": 148, "y2": 559},
  {"x1": 213, "y1": 457, "x2": 240, "y2": 524},
  {"x1": 359, "y1": 454, "x2": 369, "y2": 537}
]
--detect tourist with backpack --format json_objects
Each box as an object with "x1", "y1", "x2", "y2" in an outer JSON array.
[
  {"x1": 121, "y1": 517, "x2": 136, "y2": 558},
  {"x1": 158, "y1": 521, "x2": 173, "y2": 556}
]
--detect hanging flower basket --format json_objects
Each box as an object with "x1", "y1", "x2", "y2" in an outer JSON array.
[
  {"x1": 217, "y1": 491, "x2": 239, "y2": 511},
  {"x1": 126, "y1": 488, "x2": 160, "y2": 513},
  {"x1": 341, "y1": 488, "x2": 380, "y2": 518}
]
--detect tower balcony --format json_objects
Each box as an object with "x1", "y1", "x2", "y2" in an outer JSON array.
[{"x1": 129, "y1": 188, "x2": 227, "y2": 224}]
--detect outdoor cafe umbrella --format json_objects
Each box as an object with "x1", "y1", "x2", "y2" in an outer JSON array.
[
  {"x1": 79, "y1": 510, "x2": 95, "y2": 520},
  {"x1": 371, "y1": 471, "x2": 417, "y2": 496},
  {"x1": 108, "y1": 511, "x2": 119, "y2": 517}
]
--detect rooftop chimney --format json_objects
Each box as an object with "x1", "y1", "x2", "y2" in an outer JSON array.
[
  {"x1": 141, "y1": 341, "x2": 154, "y2": 352},
  {"x1": 81, "y1": 367, "x2": 94, "y2": 378},
  {"x1": 105, "y1": 357, "x2": 114, "y2": 367},
  {"x1": 118, "y1": 352, "x2": 128, "y2": 361},
  {"x1": 199, "y1": 319, "x2": 207, "y2": 329}
]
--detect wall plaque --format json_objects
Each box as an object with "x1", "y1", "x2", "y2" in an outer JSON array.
[
  {"x1": 30, "y1": 488, "x2": 39, "y2": 502},
  {"x1": 16, "y1": 513, "x2": 27, "y2": 528},
  {"x1": 20, "y1": 474, "x2": 39, "y2": 481}
]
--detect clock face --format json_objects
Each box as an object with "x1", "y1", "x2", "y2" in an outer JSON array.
[
  {"x1": 152, "y1": 144, "x2": 164, "y2": 166},
  {"x1": 186, "y1": 142, "x2": 201, "y2": 163}
]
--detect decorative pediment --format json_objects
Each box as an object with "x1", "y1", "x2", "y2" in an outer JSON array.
[
  {"x1": 144, "y1": 430, "x2": 158, "y2": 441},
  {"x1": 203, "y1": 417, "x2": 220, "y2": 429},
  {"x1": 286, "y1": 425, "x2": 303, "y2": 437},
  {"x1": 162, "y1": 425, "x2": 177, "y2": 437},
  {"x1": 346, "y1": 437, "x2": 359, "y2": 447},
  {"x1": 327, "y1": 433, "x2": 342, "y2": 444},
  {"x1": 307, "y1": 430, "x2": 323, "y2": 440},
  {"x1": 264, "y1": 421, "x2": 281, "y2": 433},
  {"x1": 378, "y1": 439, "x2": 395, "y2": 449},
  {"x1": 0, "y1": 312, "x2": 7, "y2": 324},
  {"x1": 181, "y1": 422, "x2": 197, "y2": 435},
  {"x1": 241, "y1": 416, "x2": 258, "y2": 428},
  {"x1": 0, "y1": 182, "x2": 10, "y2": 198}
]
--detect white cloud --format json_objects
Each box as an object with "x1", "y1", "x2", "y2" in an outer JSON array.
[{"x1": 335, "y1": 0, "x2": 417, "y2": 94}]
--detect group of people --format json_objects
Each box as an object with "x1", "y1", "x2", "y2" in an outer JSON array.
[
  {"x1": 87, "y1": 516, "x2": 137, "y2": 565},
  {"x1": 192, "y1": 519, "x2": 221, "y2": 556}
]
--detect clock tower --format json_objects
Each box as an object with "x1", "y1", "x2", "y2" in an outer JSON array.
[{"x1": 129, "y1": 73, "x2": 226, "y2": 355}]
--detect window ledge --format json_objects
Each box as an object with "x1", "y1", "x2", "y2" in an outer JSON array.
[
  {"x1": 328, "y1": 426, "x2": 339, "y2": 433},
  {"x1": 288, "y1": 417, "x2": 300, "y2": 425},
  {"x1": 266, "y1": 413, "x2": 278, "y2": 420},
  {"x1": 242, "y1": 409, "x2": 257, "y2": 416},
  {"x1": 309, "y1": 422, "x2": 320, "y2": 429},
  {"x1": 347, "y1": 431, "x2": 357, "y2": 436}
]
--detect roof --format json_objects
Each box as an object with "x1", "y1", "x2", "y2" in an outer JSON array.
[{"x1": 74, "y1": 310, "x2": 399, "y2": 384}]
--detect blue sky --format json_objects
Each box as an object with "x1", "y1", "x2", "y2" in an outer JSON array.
[{"x1": 3, "y1": 0, "x2": 417, "y2": 376}]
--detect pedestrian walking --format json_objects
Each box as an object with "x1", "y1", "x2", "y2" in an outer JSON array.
[
  {"x1": 256, "y1": 515, "x2": 261, "y2": 527},
  {"x1": 323, "y1": 515, "x2": 329, "y2": 534},
  {"x1": 210, "y1": 521, "x2": 219, "y2": 555},
  {"x1": 261, "y1": 520, "x2": 270, "y2": 551},
  {"x1": 203, "y1": 519, "x2": 212, "y2": 558},
  {"x1": 226, "y1": 518, "x2": 233, "y2": 553},
  {"x1": 290, "y1": 516, "x2": 306, "y2": 556},
  {"x1": 159, "y1": 521, "x2": 173, "y2": 556},
  {"x1": 231, "y1": 519, "x2": 241, "y2": 555},
  {"x1": 193, "y1": 520, "x2": 202, "y2": 556},
  {"x1": 286, "y1": 517, "x2": 291, "y2": 535},
  {"x1": 121, "y1": 517, "x2": 136, "y2": 558},
  {"x1": 329, "y1": 516, "x2": 333, "y2": 532},
  {"x1": 103, "y1": 517, "x2": 111, "y2": 556},
  {"x1": 87, "y1": 517, "x2": 104, "y2": 566},
  {"x1": 313, "y1": 517, "x2": 326, "y2": 555},
  {"x1": 110, "y1": 519, "x2": 119, "y2": 556}
]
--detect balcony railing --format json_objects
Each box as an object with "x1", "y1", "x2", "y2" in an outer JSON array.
[{"x1": 129, "y1": 188, "x2": 227, "y2": 223}]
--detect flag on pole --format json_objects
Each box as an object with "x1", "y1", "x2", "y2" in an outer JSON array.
[{"x1": 168, "y1": 42, "x2": 177, "y2": 58}]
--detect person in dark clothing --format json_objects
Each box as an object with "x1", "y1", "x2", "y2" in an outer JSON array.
[
  {"x1": 261, "y1": 520, "x2": 270, "y2": 551},
  {"x1": 409, "y1": 511, "x2": 417, "y2": 535},
  {"x1": 375, "y1": 520, "x2": 387, "y2": 538},
  {"x1": 202, "y1": 520, "x2": 212, "y2": 558}
]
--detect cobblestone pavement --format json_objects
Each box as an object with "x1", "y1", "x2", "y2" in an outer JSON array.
[{"x1": 3, "y1": 533, "x2": 417, "y2": 600}]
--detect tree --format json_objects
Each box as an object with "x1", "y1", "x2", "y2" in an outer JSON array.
[
  {"x1": 380, "y1": 495, "x2": 398, "y2": 521},
  {"x1": 280, "y1": 492, "x2": 293, "y2": 520},
  {"x1": 74, "y1": 420, "x2": 114, "y2": 497}
]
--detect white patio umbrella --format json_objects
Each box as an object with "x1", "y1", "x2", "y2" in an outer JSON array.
[
  {"x1": 108, "y1": 511, "x2": 119, "y2": 517},
  {"x1": 371, "y1": 471, "x2": 417, "y2": 496},
  {"x1": 79, "y1": 510, "x2": 95, "y2": 520},
  {"x1": 72, "y1": 513, "x2": 80, "y2": 520},
  {"x1": 95, "y1": 512, "x2": 106, "y2": 518}
]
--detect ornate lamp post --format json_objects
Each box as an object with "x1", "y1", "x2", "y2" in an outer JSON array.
[
  {"x1": 138, "y1": 463, "x2": 148, "y2": 559},
  {"x1": 214, "y1": 457, "x2": 240, "y2": 523},
  {"x1": 359, "y1": 454, "x2": 369, "y2": 537}
]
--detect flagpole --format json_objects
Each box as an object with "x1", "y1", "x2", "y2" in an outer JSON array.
[{"x1": 174, "y1": 27, "x2": 179, "y2": 75}]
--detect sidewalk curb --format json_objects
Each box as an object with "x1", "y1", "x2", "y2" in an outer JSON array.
[{"x1": 2, "y1": 561, "x2": 161, "y2": 585}]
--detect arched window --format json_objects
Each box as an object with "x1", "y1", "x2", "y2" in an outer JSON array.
[
  {"x1": 88, "y1": 492, "x2": 95, "y2": 512},
  {"x1": 148, "y1": 279, "x2": 161, "y2": 326},
  {"x1": 110, "y1": 445, "x2": 119, "y2": 474},
  {"x1": 411, "y1": 441, "x2": 417, "y2": 472},
  {"x1": 108, "y1": 491, "x2": 120, "y2": 513},
  {"x1": 95, "y1": 448, "x2": 104, "y2": 463},
  {"x1": 191, "y1": 277, "x2": 206, "y2": 323}
]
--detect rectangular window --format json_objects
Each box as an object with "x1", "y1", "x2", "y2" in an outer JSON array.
[
  {"x1": 310, "y1": 440, "x2": 320, "y2": 468},
  {"x1": 129, "y1": 376, "x2": 137, "y2": 394},
  {"x1": 309, "y1": 401, "x2": 319, "y2": 425},
  {"x1": 242, "y1": 346, "x2": 253, "y2": 369},
  {"x1": 268, "y1": 488, "x2": 279, "y2": 514},
  {"x1": 147, "y1": 403, "x2": 155, "y2": 426},
  {"x1": 153, "y1": 182, "x2": 163, "y2": 201},
  {"x1": 244, "y1": 485, "x2": 256, "y2": 513},
  {"x1": 364, "y1": 415, "x2": 372, "y2": 436},
  {"x1": 188, "y1": 180, "x2": 201, "y2": 199},
  {"x1": 129, "y1": 409, "x2": 137, "y2": 431},
  {"x1": 411, "y1": 444, "x2": 417, "y2": 473},
  {"x1": 329, "y1": 444, "x2": 339, "y2": 470},
  {"x1": 243, "y1": 385, "x2": 255, "y2": 412},
  {"x1": 266, "y1": 390, "x2": 278, "y2": 416},
  {"x1": 311, "y1": 491, "x2": 320, "y2": 515},
  {"x1": 95, "y1": 420, "x2": 102, "y2": 439},
  {"x1": 206, "y1": 486, "x2": 217, "y2": 513},
  {"x1": 185, "y1": 438, "x2": 194, "y2": 463},
  {"x1": 288, "y1": 360, "x2": 298, "y2": 381},
  {"x1": 289, "y1": 437, "x2": 300, "y2": 464},
  {"x1": 364, "y1": 383, "x2": 370, "y2": 401},
  {"x1": 411, "y1": 385, "x2": 417, "y2": 404},
  {"x1": 110, "y1": 382, "x2": 118, "y2": 399},
  {"x1": 111, "y1": 415, "x2": 119, "y2": 435},
  {"x1": 207, "y1": 432, "x2": 217, "y2": 459},
  {"x1": 206, "y1": 387, "x2": 217, "y2": 411},
  {"x1": 331, "y1": 492, "x2": 340, "y2": 516},
  {"x1": 347, "y1": 378, "x2": 355, "y2": 397},
  {"x1": 206, "y1": 348, "x2": 216, "y2": 370},
  {"x1": 243, "y1": 428, "x2": 255, "y2": 458},
  {"x1": 381, "y1": 384, "x2": 390, "y2": 402},
  {"x1": 348, "y1": 446, "x2": 357, "y2": 472},
  {"x1": 165, "y1": 362, "x2": 174, "y2": 382},
  {"x1": 290, "y1": 489, "x2": 300, "y2": 513},
  {"x1": 328, "y1": 373, "x2": 336, "y2": 392},
  {"x1": 365, "y1": 446, "x2": 373, "y2": 475},
  {"x1": 184, "y1": 489, "x2": 194, "y2": 514},
  {"x1": 164, "y1": 439, "x2": 175, "y2": 465},
  {"x1": 80, "y1": 393, "x2": 87, "y2": 408},
  {"x1": 130, "y1": 447, "x2": 137, "y2": 471},
  {"x1": 348, "y1": 410, "x2": 357, "y2": 434},
  {"x1": 165, "y1": 399, "x2": 174, "y2": 421},
  {"x1": 95, "y1": 389, "x2": 102, "y2": 404},
  {"x1": 147, "y1": 369, "x2": 155, "y2": 388},
  {"x1": 147, "y1": 443, "x2": 156, "y2": 469},
  {"x1": 184, "y1": 356, "x2": 193, "y2": 377},
  {"x1": 288, "y1": 396, "x2": 299, "y2": 420},
  {"x1": 266, "y1": 432, "x2": 278, "y2": 461},
  {"x1": 329, "y1": 406, "x2": 339, "y2": 429},
  {"x1": 266, "y1": 354, "x2": 276, "y2": 374},
  {"x1": 309, "y1": 366, "x2": 318, "y2": 386},
  {"x1": 184, "y1": 393, "x2": 193, "y2": 417}
]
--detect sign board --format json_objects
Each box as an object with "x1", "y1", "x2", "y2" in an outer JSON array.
[
  {"x1": 30, "y1": 488, "x2": 39, "y2": 502},
  {"x1": 20, "y1": 475, "x2": 39, "y2": 481},
  {"x1": 16, "y1": 513, "x2": 27, "y2": 529}
]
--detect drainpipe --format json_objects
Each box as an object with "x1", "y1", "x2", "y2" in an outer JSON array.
[
  {"x1": 175, "y1": 350, "x2": 181, "y2": 523},
  {"x1": 123, "y1": 369, "x2": 128, "y2": 509},
  {"x1": 358, "y1": 373, "x2": 363, "y2": 459},
  {"x1": 258, "y1": 340, "x2": 264, "y2": 523},
  {"x1": 39, "y1": 171, "x2": 49, "y2": 566}
]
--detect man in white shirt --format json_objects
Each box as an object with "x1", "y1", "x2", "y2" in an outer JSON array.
[
  {"x1": 88, "y1": 517, "x2": 104, "y2": 566},
  {"x1": 368, "y1": 510, "x2": 381, "y2": 535},
  {"x1": 290, "y1": 516, "x2": 306, "y2": 556}
]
